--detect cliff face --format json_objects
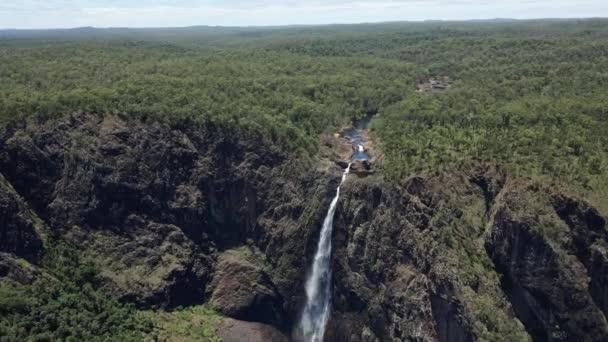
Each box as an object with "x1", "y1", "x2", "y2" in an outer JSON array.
[
  {"x1": 1, "y1": 113, "x2": 607, "y2": 341},
  {"x1": 486, "y1": 191, "x2": 608, "y2": 341},
  {"x1": 0, "y1": 113, "x2": 335, "y2": 329},
  {"x1": 329, "y1": 169, "x2": 608, "y2": 342},
  {"x1": 0, "y1": 174, "x2": 44, "y2": 262}
]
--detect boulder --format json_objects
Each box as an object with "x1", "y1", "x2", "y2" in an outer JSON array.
[
  {"x1": 217, "y1": 318, "x2": 289, "y2": 342},
  {"x1": 208, "y1": 248, "x2": 285, "y2": 328},
  {"x1": 349, "y1": 160, "x2": 373, "y2": 177},
  {"x1": 0, "y1": 253, "x2": 46, "y2": 285}
]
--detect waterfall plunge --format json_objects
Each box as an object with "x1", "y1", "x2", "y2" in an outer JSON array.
[{"x1": 300, "y1": 162, "x2": 352, "y2": 342}]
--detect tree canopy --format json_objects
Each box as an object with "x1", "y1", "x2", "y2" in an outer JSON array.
[{"x1": 1, "y1": 19, "x2": 607, "y2": 202}]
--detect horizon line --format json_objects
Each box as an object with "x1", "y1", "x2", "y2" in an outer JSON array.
[{"x1": 1, "y1": 17, "x2": 607, "y2": 31}]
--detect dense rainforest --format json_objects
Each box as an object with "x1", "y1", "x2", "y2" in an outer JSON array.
[{"x1": 1, "y1": 19, "x2": 607, "y2": 341}]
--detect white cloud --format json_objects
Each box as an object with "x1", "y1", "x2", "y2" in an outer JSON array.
[{"x1": 0, "y1": 0, "x2": 606, "y2": 29}]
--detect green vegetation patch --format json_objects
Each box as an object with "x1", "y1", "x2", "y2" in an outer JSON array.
[
  {"x1": 0, "y1": 245, "x2": 152, "y2": 341},
  {"x1": 139, "y1": 306, "x2": 221, "y2": 342}
]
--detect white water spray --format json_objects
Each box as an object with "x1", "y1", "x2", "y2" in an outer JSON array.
[{"x1": 300, "y1": 162, "x2": 352, "y2": 342}]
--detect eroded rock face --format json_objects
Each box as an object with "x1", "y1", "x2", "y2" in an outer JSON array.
[
  {"x1": 487, "y1": 208, "x2": 606, "y2": 341},
  {"x1": 208, "y1": 248, "x2": 285, "y2": 328},
  {"x1": 0, "y1": 174, "x2": 44, "y2": 261},
  {"x1": 553, "y1": 195, "x2": 608, "y2": 319},
  {"x1": 65, "y1": 218, "x2": 211, "y2": 308},
  {"x1": 330, "y1": 166, "x2": 608, "y2": 342},
  {"x1": 330, "y1": 177, "x2": 474, "y2": 341},
  {"x1": 0, "y1": 113, "x2": 335, "y2": 323},
  {"x1": 0, "y1": 253, "x2": 46, "y2": 285},
  {"x1": 1, "y1": 113, "x2": 607, "y2": 342},
  {"x1": 218, "y1": 318, "x2": 289, "y2": 342}
]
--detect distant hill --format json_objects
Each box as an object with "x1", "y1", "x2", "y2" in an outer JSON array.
[{"x1": 1, "y1": 17, "x2": 606, "y2": 38}]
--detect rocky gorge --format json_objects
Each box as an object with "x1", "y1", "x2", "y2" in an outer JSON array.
[{"x1": 1, "y1": 112, "x2": 607, "y2": 341}]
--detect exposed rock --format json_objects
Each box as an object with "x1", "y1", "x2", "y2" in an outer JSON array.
[
  {"x1": 335, "y1": 160, "x2": 350, "y2": 169},
  {"x1": 0, "y1": 253, "x2": 46, "y2": 285},
  {"x1": 0, "y1": 131, "x2": 60, "y2": 217},
  {"x1": 329, "y1": 166, "x2": 608, "y2": 341},
  {"x1": 404, "y1": 176, "x2": 427, "y2": 196},
  {"x1": 208, "y1": 247, "x2": 285, "y2": 328},
  {"x1": 0, "y1": 112, "x2": 335, "y2": 318},
  {"x1": 0, "y1": 173, "x2": 44, "y2": 261},
  {"x1": 417, "y1": 77, "x2": 452, "y2": 92},
  {"x1": 349, "y1": 160, "x2": 373, "y2": 177},
  {"x1": 66, "y1": 219, "x2": 211, "y2": 308},
  {"x1": 319, "y1": 132, "x2": 353, "y2": 167},
  {"x1": 467, "y1": 163, "x2": 507, "y2": 214},
  {"x1": 553, "y1": 195, "x2": 608, "y2": 319},
  {"x1": 217, "y1": 317, "x2": 289, "y2": 342},
  {"x1": 486, "y1": 189, "x2": 608, "y2": 341},
  {"x1": 330, "y1": 177, "x2": 474, "y2": 341},
  {"x1": 1, "y1": 112, "x2": 606, "y2": 342}
]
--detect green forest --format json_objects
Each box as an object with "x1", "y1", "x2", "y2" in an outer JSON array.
[
  {"x1": 2, "y1": 20, "x2": 607, "y2": 202},
  {"x1": 0, "y1": 245, "x2": 150, "y2": 341},
  {"x1": 1, "y1": 19, "x2": 608, "y2": 340}
]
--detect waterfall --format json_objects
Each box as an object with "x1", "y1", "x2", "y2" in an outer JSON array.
[{"x1": 300, "y1": 162, "x2": 352, "y2": 342}]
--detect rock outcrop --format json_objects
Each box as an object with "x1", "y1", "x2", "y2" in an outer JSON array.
[
  {"x1": 329, "y1": 167, "x2": 607, "y2": 341},
  {"x1": 0, "y1": 113, "x2": 336, "y2": 328},
  {"x1": 0, "y1": 253, "x2": 46, "y2": 285},
  {"x1": 208, "y1": 247, "x2": 285, "y2": 328},
  {"x1": 553, "y1": 195, "x2": 608, "y2": 319},
  {"x1": 0, "y1": 174, "x2": 44, "y2": 261},
  {"x1": 218, "y1": 318, "x2": 290, "y2": 342},
  {"x1": 486, "y1": 189, "x2": 608, "y2": 341},
  {"x1": 1, "y1": 113, "x2": 606, "y2": 341}
]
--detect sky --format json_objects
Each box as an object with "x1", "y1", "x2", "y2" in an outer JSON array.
[{"x1": 1, "y1": 0, "x2": 607, "y2": 29}]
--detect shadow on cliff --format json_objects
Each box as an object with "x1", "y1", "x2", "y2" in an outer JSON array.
[{"x1": 1, "y1": 113, "x2": 607, "y2": 341}]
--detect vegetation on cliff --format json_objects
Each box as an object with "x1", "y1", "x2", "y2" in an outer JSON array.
[
  {"x1": 1, "y1": 19, "x2": 607, "y2": 341},
  {"x1": 2, "y1": 20, "x2": 607, "y2": 207},
  {"x1": 139, "y1": 305, "x2": 221, "y2": 342},
  {"x1": 0, "y1": 245, "x2": 151, "y2": 341}
]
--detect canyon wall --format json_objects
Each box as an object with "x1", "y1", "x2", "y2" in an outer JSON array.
[{"x1": 1, "y1": 113, "x2": 607, "y2": 341}]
